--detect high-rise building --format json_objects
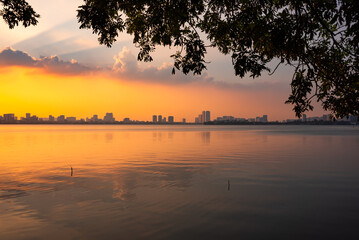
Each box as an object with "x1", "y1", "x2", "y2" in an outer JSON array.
[
  {"x1": 158, "y1": 115, "x2": 162, "y2": 123},
  {"x1": 104, "y1": 113, "x2": 115, "y2": 123},
  {"x1": 262, "y1": 115, "x2": 268, "y2": 123},
  {"x1": 26, "y1": 113, "x2": 31, "y2": 119},
  {"x1": 195, "y1": 117, "x2": 199, "y2": 123},
  {"x1": 168, "y1": 116, "x2": 174, "y2": 123},
  {"x1": 153, "y1": 115, "x2": 157, "y2": 123},
  {"x1": 182, "y1": 118, "x2": 186, "y2": 123},
  {"x1": 205, "y1": 111, "x2": 210, "y2": 122},
  {"x1": 49, "y1": 115, "x2": 55, "y2": 122},
  {"x1": 163, "y1": 117, "x2": 166, "y2": 123}
]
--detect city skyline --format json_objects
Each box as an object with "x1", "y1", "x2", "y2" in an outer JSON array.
[
  {"x1": 1, "y1": 111, "x2": 355, "y2": 124},
  {"x1": 0, "y1": 1, "x2": 329, "y2": 122}
]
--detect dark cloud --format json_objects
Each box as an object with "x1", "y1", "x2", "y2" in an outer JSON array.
[
  {"x1": 0, "y1": 47, "x2": 93, "y2": 75},
  {"x1": 0, "y1": 47, "x2": 36, "y2": 66},
  {"x1": 37, "y1": 56, "x2": 93, "y2": 75}
]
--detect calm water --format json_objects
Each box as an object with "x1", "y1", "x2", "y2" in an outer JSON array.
[{"x1": 0, "y1": 125, "x2": 358, "y2": 240}]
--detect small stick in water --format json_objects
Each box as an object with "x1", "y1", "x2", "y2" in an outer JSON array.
[
  {"x1": 71, "y1": 167, "x2": 73, "y2": 177},
  {"x1": 228, "y1": 180, "x2": 230, "y2": 191}
]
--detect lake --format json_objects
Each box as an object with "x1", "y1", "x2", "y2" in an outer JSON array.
[{"x1": 0, "y1": 125, "x2": 358, "y2": 239}]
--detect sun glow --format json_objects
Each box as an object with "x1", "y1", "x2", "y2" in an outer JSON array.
[{"x1": 0, "y1": 66, "x2": 295, "y2": 121}]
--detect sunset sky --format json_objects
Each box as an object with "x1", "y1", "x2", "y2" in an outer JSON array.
[{"x1": 0, "y1": 0, "x2": 326, "y2": 122}]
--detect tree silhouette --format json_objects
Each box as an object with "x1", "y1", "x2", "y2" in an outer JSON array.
[
  {"x1": 1, "y1": 0, "x2": 358, "y2": 118},
  {"x1": 0, "y1": 0, "x2": 39, "y2": 28}
]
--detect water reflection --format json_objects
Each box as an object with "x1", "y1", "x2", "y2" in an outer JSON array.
[
  {"x1": 201, "y1": 131, "x2": 210, "y2": 144},
  {"x1": 0, "y1": 125, "x2": 358, "y2": 240},
  {"x1": 105, "y1": 132, "x2": 113, "y2": 143}
]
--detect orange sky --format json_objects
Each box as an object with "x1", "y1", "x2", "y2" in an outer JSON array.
[
  {"x1": 0, "y1": 66, "x2": 306, "y2": 122},
  {"x1": 0, "y1": 0, "x2": 329, "y2": 122}
]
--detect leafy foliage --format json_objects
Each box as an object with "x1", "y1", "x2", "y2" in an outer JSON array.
[
  {"x1": 1, "y1": 0, "x2": 358, "y2": 118},
  {"x1": 76, "y1": 0, "x2": 358, "y2": 118},
  {"x1": 0, "y1": 0, "x2": 39, "y2": 28}
]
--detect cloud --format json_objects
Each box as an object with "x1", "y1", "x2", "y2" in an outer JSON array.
[
  {"x1": 0, "y1": 47, "x2": 285, "y2": 90},
  {"x1": 0, "y1": 48, "x2": 36, "y2": 66},
  {"x1": 37, "y1": 55, "x2": 93, "y2": 75},
  {"x1": 0, "y1": 47, "x2": 93, "y2": 75},
  {"x1": 112, "y1": 47, "x2": 214, "y2": 85}
]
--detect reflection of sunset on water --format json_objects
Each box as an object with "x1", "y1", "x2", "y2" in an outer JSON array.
[{"x1": 1, "y1": 125, "x2": 359, "y2": 239}]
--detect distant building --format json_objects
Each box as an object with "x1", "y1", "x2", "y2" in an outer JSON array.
[
  {"x1": 163, "y1": 117, "x2": 166, "y2": 123},
  {"x1": 205, "y1": 111, "x2": 210, "y2": 122},
  {"x1": 57, "y1": 115, "x2": 65, "y2": 122},
  {"x1": 49, "y1": 115, "x2": 55, "y2": 122},
  {"x1": 3, "y1": 114, "x2": 15, "y2": 122},
  {"x1": 182, "y1": 118, "x2": 186, "y2": 123},
  {"x1": 199, "y1": 114, "x2": 203, "y2": 123},
  {"x1": 195, "y1": 117, "x2": 199, "y2": 123},
  {"x1": 123, "y1": 118, "x2": 131, "y2": 123},
  {"x1": 104, "y1": 113, "x2": 115, "y2": 123},
  {"x1": 168, "y1": 116, "x2": 174, "y2": 123},
  {"x1": 158, "y1": 115, "x2": 162, "y2": 123},
  {"x1": 26, "y1": 113, "x2": 31, "y2": 119},
  {"x1": 262, "y1": 115, "x2": 268, "y2": 122},
  {"x1": 153, "y1": 115, "x2": 157, "y2": 123},
  {"x1": 223, "y1": 116, "x2": 235, "y2": 121},
  {"x1": 66, "y1": 117, "x2": 76, "y2": 122},
  {"x1": 303, "y1": 114, "x2": 307, "y2": 122},
  {"x1": 88, "y1": 114, "x2": 100, "y2": 122}
]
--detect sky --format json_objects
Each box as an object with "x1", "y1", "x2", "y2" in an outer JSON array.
[{"x1": 0, "y1": 0, "x2": 326, "y2": 122}]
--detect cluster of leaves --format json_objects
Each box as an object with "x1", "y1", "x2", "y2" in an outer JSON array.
[
  {"x1": 0, "y1": 0, "x2": 39, "y2": 28},
  {"x1": 76, "y1": 0, "x2": 358, "y2": 118},
  {"x1": 2, "y1": 0, "x2": 358, "y2": 118}
]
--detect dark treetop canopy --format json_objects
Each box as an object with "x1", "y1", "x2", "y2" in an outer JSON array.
[
  {"x1": 1, "y1": 0, "x2": 358, "y2": 118},
  {"x1": 0, "y1": 0, "x2": 39, "y2": 28}
]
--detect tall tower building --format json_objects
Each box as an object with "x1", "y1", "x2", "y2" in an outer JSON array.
[
  {"x1": 262, "y1": 115, "x2": 268, "y2": 123},
  {"x1": 205, "y1": 111, "x2": 210, "y2": 122},
  {"x1": 168, "y1": 116, "x2": 174, "y2": 123},
  {"x1": 202, "y1": 111, "x2": 206, "y2": 123},
  {"x1": 158, "y1": 115, "x2": 162, "y2": 123},
  {"x1": 153, "y1": 115, "x2": 157, "y2": 123}
]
